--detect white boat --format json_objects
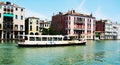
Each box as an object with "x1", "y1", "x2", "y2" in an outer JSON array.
[
  {"x1": 18, "y1": 35, "x2": 86, "y2": 47},
  {"x1": 94, "y1": 37, "x2": 100, "y2": 40}
]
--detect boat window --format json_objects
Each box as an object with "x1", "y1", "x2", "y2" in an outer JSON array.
[
  {"x1": 53, "y1": 37, "x2": 57, "y2": 41},
  {"x1": 30, "y1": 37, "x2": 35, "y2": 41},
  {"x1": 25, "y1": 36, "x2": 28, "y2": 40},
  {"x1": 48, "y1": 37, "x2": 52, "y2": 41},
  {"x1": 42, "y1": 37, "x2": 47, "y2": 41},
  {"x1": 36, "y1": 37, "x2": 41, "y2": 41},
  {"x1": 58, "y1": 37, "x2": 62, "y2": 41}
]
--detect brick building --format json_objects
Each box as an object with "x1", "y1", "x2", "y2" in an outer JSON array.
[{"x1": 51, "y1": 10, "x2": 96, "y2": 40}]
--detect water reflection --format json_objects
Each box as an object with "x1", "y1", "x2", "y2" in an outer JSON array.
[{"x1": 0, "y1": 40, "x2": 120, "y2": 65}]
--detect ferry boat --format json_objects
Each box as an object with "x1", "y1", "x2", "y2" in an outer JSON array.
[{"x1": 18, "y1": 35, "x2": 86, "y2": 47}]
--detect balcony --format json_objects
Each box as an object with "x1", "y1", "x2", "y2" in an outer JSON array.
[
  {"x1": 74, "y1": 27, "x2": 85, "y2": 30},
  {"x1": 74, "y1": 21, "x2": 84, "y2": 24},
  {"x1": 87, "y1": 28, "x2": 91, "y2": 31}
]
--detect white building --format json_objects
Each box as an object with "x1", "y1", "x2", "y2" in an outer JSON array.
[
  {"x1": 40, "y1": 20, "x2": 50, "y2": 29},
  {"x1": 0, "y1": 2, "x2": 25, "y2": 40},
  {"x1": 104, "y1": 20, "x2": 118, "y2": 39},
  {"x1": 40, "y1": 20, "x2": 51, "y2": 34}
]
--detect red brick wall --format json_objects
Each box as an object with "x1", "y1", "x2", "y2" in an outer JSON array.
[
  {"x1": 51, "y1": 15, "x2": 66, "y2": 35},
  {"x1": 96, "y1": 20, "x2": 105, "y2": 32}
]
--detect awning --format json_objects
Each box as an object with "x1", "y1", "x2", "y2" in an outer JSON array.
[{"x1": 4, "y1": 13, "x2": 14, "y2": 17}]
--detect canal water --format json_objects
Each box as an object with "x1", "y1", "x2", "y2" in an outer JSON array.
[{"x1": 0, "y1": 40, "x2": 120, "y2": 65}]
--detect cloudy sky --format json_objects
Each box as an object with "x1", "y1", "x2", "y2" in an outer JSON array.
[{"x1": 2, "y1": 0, "x2": 120, "y2": 22}]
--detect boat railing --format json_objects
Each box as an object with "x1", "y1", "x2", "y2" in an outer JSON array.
[
  {"x1": 18, "y1": 35, "x2": 64, "y2": 41},
  {"x1": 18, "y1": 38, "x2": 25, "y2": 42}
]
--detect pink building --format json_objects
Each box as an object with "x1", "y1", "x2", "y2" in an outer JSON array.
[{"x1": 51, "y1": 10, "x2": 96, "y2": 40}]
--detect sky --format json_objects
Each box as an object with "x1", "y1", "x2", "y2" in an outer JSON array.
[{"x1": 1, "y1": 0, "x2": 120, "y2": 22}]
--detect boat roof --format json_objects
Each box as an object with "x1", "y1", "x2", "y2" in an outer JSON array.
[{"x1": 19, "y1": 35, "x2": 64, "y2": 37}]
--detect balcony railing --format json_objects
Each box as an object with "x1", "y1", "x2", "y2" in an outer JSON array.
[
  {"x1": 74, "y1": 21, "x2": 84, "y2": 24},
  {"x1": 74, "y1": 27, "x2": 85, "y2": 30}
]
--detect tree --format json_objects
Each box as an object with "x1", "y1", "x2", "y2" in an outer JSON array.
[
  {"x1": 95, "y1": 32, "x2": 100, "y2": 37},
  {"x1": 42, "y1": 28, "x2": 49, "y2": 35},
  {"x1": 42, "y1": 27, "x2": 60, "y2": 35},
  {"x1": 49, "y1": 27, "x2": 55, "y2": 35}
]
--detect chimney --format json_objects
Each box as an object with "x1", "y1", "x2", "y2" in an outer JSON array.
[
  {"x1": 73, "y1": 10, "x2": 75, "y2": 13},
  {"x1": 59, "y1": 12, "x2": 62, "y2": 15},
  {"x1": 90, "y1": 13, "x2": 92, "y2": 17},
  {"x1": 71, "y1": 10, "x2": 75, "y2": 14}
]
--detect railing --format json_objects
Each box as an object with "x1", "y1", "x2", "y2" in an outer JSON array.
[
  {"x1": 74, "y1": 28, "x2": 85, "y2": 30},
  {"x1": 74, "y1": 21, "x2": 84, "y2": 24}
]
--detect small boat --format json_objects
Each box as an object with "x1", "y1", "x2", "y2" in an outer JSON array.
[
  {"x1": 94, "y1": 37, "x2": 100, "y2": 40},
  {"x1": 18, "y1": 35, "x2": 86, "y2": 47}
]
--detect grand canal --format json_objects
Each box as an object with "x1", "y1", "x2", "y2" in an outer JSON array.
[{"x1": 0, "y1": 40, "x2": 120, "y2": 65}]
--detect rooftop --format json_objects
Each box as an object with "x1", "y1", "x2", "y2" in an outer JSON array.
[
  {"x1": 54, "y1": 10, "x2": 95, "y2": 18},
  {"x1": 0, "y1": 1, "x2": 25, "y2": 9},
  {"x1": 27, "y1": 17, "x2": 39, "y2": 19}
]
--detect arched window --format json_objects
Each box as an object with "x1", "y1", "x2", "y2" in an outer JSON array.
[
  {"x1": 30, "y1": 32, "x2": 34, "y2": 35},
  {"x1": 35, "y1": 32, "x2": 39, "y2": 35}
]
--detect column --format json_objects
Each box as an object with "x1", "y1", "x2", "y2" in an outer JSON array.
[
  {"x1": 18, "y1": 32, "x2": 20, "y2": 39},
  {"x1": 1, "y1": 31, "x2": 4, "y2": 39},
  {"x1": 23, "y1": 32, "x2": 25, "y2": 39},
  {"x1": 13, "y1": 32, "x2": 15, "y2": 39},
  {"x1": 9, "y1": 34, "x2": 11, "y2": 39},
  {"x1": 5, "y1": 32, "x2": 7, "y2": 39}
]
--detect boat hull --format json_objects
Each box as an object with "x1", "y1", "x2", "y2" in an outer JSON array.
[{"x1": 18, "y1": 42, "x2": 86, "y2": 47}]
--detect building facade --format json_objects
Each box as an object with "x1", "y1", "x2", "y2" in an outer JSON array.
[
  {"x1": 96, "y1": 20, "x2": 118, "y2": 40},
  {"x1": 0, "y1": 2, "x2": 25, "y2": 40},
  {"x1": 40, "y1": 20, "x2": 50, "y2": 29},
  {"x1": 95, "y1": 20, "x2": 105, "y2": 39},
  {"x1": 40, "y1": 20, "x2": 51, "y2": 34},
  {"x1": 25, "y1": 17, "x2": 40, "y2": 35},
  {"x1": 104, "y1": 20, "x2": 118, "y2": 39},
  {"x1": 52, "y1": 10, "x2": 96, "y2": 40},
  {"x1": 117, "y1": 23, "x2": 120, "y2": 39}
]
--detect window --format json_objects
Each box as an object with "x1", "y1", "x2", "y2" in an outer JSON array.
[
  {"x1": 69, "y1": 16, "x2": 70, "y2": 20},
  {"x1": 21, "y1": 16, "x2": 23, "y2": 20},
  {"x1": 0, "y1": 24, "x2": 1, "y2": 29},
  {"x1": 58, "y1": 37, "x2": 62, "y2": 41},
  {"x1": 4, "y1": 8, "x2": 6, "y2": 11},
  {"x1": 16, "y1": 8, "x2": 18, "y2": 11},
  {"x1": 30, "y1": 37, "x2": 35, "y2": 41},
  {"x1": 4, "y1": 6, "x2": 6, "y2": 8},
  {"x1": 11, "y1": 9, "x2": 13, "y2": 12},
  {"x1": 53, "y1": 37, "x2": 57, "y2": 41},
  {"x1": 15, "y1": 15, "x2": 18, "y2": 19},
  {"x1": 42, "y1": 37, "x2": 47, "y2": 41},
  {"x1": 0, "y1": 13, "x2": 1, "y2": 18},
  {"x1": 48, "y1": 37, "x2": 52, "y2": 41},
  {"x1": 36, "y1": 26, "x2": 39, "y2": 31},
  {"x1": 77, "y1": 18, "x2": 82, "y2": 21},
  {"x1": 30, "y1": 19, "x2": 32, "y2": 24},
  {"x1": 36, "y1": 37, "x2": 41, "y2": 41},
  {"x1": 36, "y1": 20, "x2": 38, "y2": 24},
  {"x1": 20, "y1": 25, "x2": 23, "y2": 30},
  {"x1": 30, "y1": 26, "x2": 32, "y2": 31},
  {"x1": 15, "y1": 25, "x2": 18, "y2": 29},
  {"x1": 21, "y1": 9, "x2": 23, "y2": 11}
]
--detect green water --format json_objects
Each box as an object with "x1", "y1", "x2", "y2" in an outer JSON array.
[{"x1": 0, "y1": 40, "x2": 120, "y2": 65}]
